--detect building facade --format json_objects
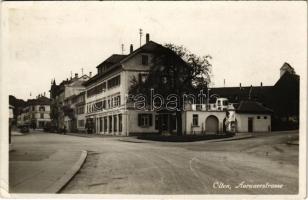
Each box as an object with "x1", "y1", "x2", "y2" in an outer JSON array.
[
  {"x1": 82, "y1": 35, "x2": 273, "y2": 136},
  {"x1": 50, "y1": 73, "x2": 90, "y2": 131},
  {"x1": 17, "y1": 96, "x2": 51, "y2": 129}
]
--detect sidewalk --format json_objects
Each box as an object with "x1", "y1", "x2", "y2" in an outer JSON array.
[{"x1": 9, "y1": 134, "x2": 87, "y2": 193}]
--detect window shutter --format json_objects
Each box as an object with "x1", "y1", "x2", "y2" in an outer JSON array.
[
  {"x1": 138, "y1": 114, "x2": 142, "y2": 126},
  {"x1": 149, "y1": 114, "x2": 153, "y2": 126}
]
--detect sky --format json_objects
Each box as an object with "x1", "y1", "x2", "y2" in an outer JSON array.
[{"x1": 2, "y1": 1, "x2": 307, "y2": 100}]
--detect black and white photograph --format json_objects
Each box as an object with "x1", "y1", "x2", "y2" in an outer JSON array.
[{"x1": 0, "y1": 1, "x2": 306, "y2": 198}]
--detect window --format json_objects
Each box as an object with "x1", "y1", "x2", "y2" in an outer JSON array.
[
  {"x1": 77, "y1": 106, "x2": 85, "y2": 114},
  {"x1": 217, "y1": 100, "x2": 221, "y2": 106},
  {"x1": 40, "y1": 113, "x2": 44, "y2": 119},
  {"x1": 257, "y1": 116, "x2": 260, "y2": 119},
  {"x1": 107, "y1": 75, "x2": 120, "y2": 89},
  {"x1": 193, "y1": 114, "x2": 198, "y2": 126},
  {"x1": 138, "y1": 114, "x2": 152, "y2": 127},
  {"x1": 113, "y1": 96, "x2": 121, "y2": 107},
  {"x1": 102, "y1": 100, "x2": 106, "y2": 109},
  {"x1": 264, "y1": 116, "x2": 267, "y2": 119},
  {"x1": 139, "y1": 73, "x2": 148, "y2": 83},
  {"x1": 87, "y1": 82, "x2": 106, "y2": 98},
  {"x1": 142, "y1": 55, "x2": 149, "y2": 65},
  {"x1": 114, "y1": 115, "x2": 117, "y2": 132},
  {"x1": 39, "y1": 106, "x2": 45, "y2": 111},
  {"x1": 118, "y1": 114, "x2": 122, "y2": 132},
  {"x1": 32, "y1": 106, "x2": 35, "y2": 111},
  {"x1": 78, "y1": 120, "x2": 85, "y2": 127},
  {"x1": 108, "y1": 99, "x2": 111, "y2": 108},
  {"x1": 223, "y1": 100, "x2": 228, "y2": 106}
]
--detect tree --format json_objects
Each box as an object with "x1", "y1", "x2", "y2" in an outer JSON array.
[
  {"x1": 50, "y1": 101, "x2": 60, "y2": 127},
  {"x1": 129, "y1": 43, "x2": 212, "y2": 135}
]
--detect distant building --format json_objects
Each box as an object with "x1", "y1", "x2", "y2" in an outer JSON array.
[
  {"x1": 17, "y1": 96, "x2": 51, "y2": 129},
  {"x1": 209, "y1": 62, "x2": 299, "y2": 131},
  {"x1": 49, "y1": 73, "x2": 90, "y2": 131},
  {"x1": 9, "y1": 104, "x2": 14, "y2": 145},
  {"x1": 63, "y1": 91, "x2": 86, "y2": 132},
  {"x1": 280, "y1": 62, "x2": 295, "y2": 77}
]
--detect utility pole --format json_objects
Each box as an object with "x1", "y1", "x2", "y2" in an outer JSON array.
[
  {"x1": 139, "y1": 28, "x2": 143, "y2": 47},
  {"x1": 121, "y1": 44, "x2": 124, "y2": 55}
]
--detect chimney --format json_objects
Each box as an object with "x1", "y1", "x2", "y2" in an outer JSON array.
[
  {"x1": 146, "y1": 33, "x2": 150, "y2": 43},
  {"x1": 75, "y1": 73, "x2": 78, "y2": 78},
  {"x1": 260, "y1": 82, "x2": 263, "y2": 87},
  {"x1": 89, "y1": 72, "x2": 92, "y2": 77},
  {"x1": 130, "y1": 44, "x2": 134, "y2": 54},
  {"x1": 239, "y1": 83, "x2": 242, "y2": 89}
]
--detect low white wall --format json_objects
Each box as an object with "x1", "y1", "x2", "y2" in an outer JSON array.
[{"x1": 183, "y1": 111, "x2": 226, "y2": 135}]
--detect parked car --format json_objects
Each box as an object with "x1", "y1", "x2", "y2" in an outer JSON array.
[
  {"x1": 20, "y1": 125, "x2": 30, "y2": 133},
  {"x1": 43, "y1": 122, "x2": 58, "y2": 133}
]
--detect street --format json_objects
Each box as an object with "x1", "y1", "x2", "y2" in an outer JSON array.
[{"x1": 10, "y1": 130, "x2": 299, "y2": 194}]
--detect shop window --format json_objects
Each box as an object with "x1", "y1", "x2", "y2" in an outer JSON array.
[
  {"x1": 100, "y1": 118, "x2": 103, "y2": 132},
  {"x1": 114, "y1": 115, "x2": 117, "y2": 132},
  {"x1": 104, "y1": 117, "x2": 107, "y2": 132},
  {"x1": 118, "y1": 114, "x2": 122, "y2": 132},
  {"x1": 109, "y1": 116, "x2": 112, "y2": 132}
]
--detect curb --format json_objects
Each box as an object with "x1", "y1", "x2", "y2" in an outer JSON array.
[
  {"x1": 210, "y1": 135, "x2": 254, "y2": 143},
  {"x1": 45, "y1": 150, "x2": 88, "y2": 193}
]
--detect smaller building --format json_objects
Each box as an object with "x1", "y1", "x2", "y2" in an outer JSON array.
[
  {"x1": 17, "y1": 96, "x2": 51, "y2": 129},
  {"x1": 235, "y1": 101, "x2": 272, "y2": 133},
  {"x1": 182, "y1": 98, "x2": 272, "y2": 135},
  {"x1": 63, "y1": 92, "x2": 86, "y2": 132},
  {"x1": 9, "y1": 104, "x2": 14, "y2": 145}
]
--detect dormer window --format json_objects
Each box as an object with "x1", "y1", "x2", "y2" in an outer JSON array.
[{"x1": 142, "y1": 55, "x2": 149, "y2": 65}]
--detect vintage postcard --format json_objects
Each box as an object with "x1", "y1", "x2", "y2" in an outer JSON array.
[{"x1": 0, "y1": 1, "x2": 306, "y2": 199}]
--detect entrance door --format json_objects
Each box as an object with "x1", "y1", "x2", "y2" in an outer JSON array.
[
  {"x1": 159, "y1": 114, "x2": 169, "y2": 131},
  {"x1": 157, "y1": 114, "x2": 176, "y2": 134},
  {"x1": 206, "y1": 115, "x2": 219, "y2": 134},
  {"x1": 248, "y1": 117, "x2": 253, "y2": 132}
]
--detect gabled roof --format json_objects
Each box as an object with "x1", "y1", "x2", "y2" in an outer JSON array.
[
  {"x1": 119, "y1": 41, "x2": 167, "y2": 64},
  {"x1": 280, "y1": 62, "x2": 294, "y2": 71},
  {"x1": 236, "y1": 100, "x2": 273, "y2": 114},
  {"x1": 26, "y1": 96, "x2": 51, "y2": 106},
  {"x1": 96, "y1": 54, "x2": 127, "y2": 69},
  {"x1": 84, "y1": 40, "x2": 177, "y2": 87}
]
